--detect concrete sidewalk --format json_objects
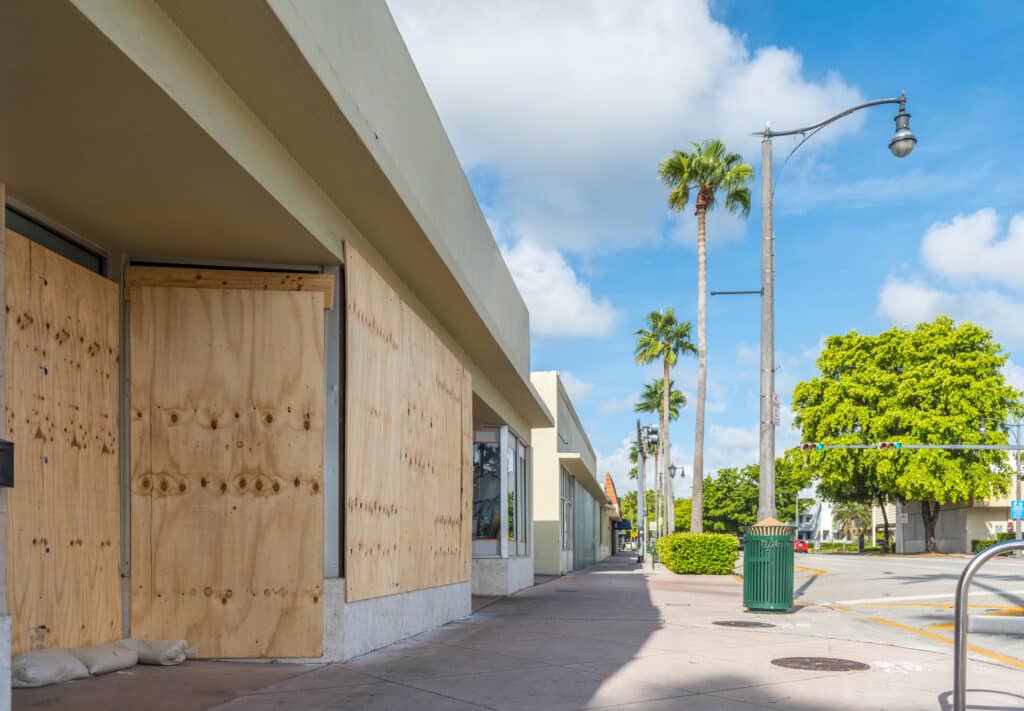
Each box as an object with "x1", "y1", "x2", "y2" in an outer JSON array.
[{"x1": 14, "y1": 553, "x2": 1023, "y2": 710}]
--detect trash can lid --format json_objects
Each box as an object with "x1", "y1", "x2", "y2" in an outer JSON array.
[{"x1": 751, "y1": 517, "x2": 786, "y2": 528}]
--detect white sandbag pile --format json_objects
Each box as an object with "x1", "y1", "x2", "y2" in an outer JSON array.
[{"x1": 12, "y1": 638, "x2": 192, "y2": 688}]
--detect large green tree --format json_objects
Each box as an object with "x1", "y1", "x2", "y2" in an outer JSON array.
[
  {"x1": 659, "y1": 140, "x2": 753, "y2": 533},
  {"x1": 702, "y1": 457, "x2": 813, "y2": 534},
  {"x1": 635, "y1": 310, "x2": 695, "y2": 533},
  {"x1": 792, "y1": 316, "x2": 1020, "y2": 552}
]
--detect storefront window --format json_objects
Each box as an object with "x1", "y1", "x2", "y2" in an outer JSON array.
[
  {"x1": 560, "y1": 466, "x2": 573, "y2": 551},
  {"x1": 474, "y1": 426, "x2": 529, "y2": 558},
  {"x1": 473, "y1": 429, "x2": 501, "y2": 556}
]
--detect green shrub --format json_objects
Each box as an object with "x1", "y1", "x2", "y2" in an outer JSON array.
[
  {"x1": 656, "y1": 533, "x2": 739, "y2": 575},
  {"x1": 973, "y1": 535, "x2": 1016, "y2": 554},
  {"x1": 972, "y1": 539, "x2": 997, "y2": 554}
]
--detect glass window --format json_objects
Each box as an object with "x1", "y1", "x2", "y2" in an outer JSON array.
[
  {"x1": 560, "y1": 466, "x2": 574, "y2": 551},
  {"x1": 517, "y1": 439, "x2": 528, "y2": 555},
  {"x1": 507, "y1": 436, "x2": 517, "y2": 543},
  {"x1": 475, "y1": 426, "x2": 530, "y2": 558},
  {"x1": 473, "y1": 429, "x2": 501, "y2": 543}
]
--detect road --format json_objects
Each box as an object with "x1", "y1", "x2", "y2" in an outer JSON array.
[{"x1": 785, "y1": 552, "x2": 1024, "y2": 670}]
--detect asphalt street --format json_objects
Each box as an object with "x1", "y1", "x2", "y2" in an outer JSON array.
[{"x1": 784, "y1": 552, "x2": 1024, "y2": 670}]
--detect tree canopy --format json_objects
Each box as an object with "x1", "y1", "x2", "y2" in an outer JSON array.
[
  {"x1": 791, "y1": 316, "x2": 1020, "y2": 550},
  {"x1": 701, "y1": 456, "x2": 812, "y2": 534},
  {"x1": 635, "y1": 378, "x2": 686, "y2": 421}
]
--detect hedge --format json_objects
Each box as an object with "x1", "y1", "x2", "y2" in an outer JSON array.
[
  {"x1": 971, "y1": 533, "x2": 1015, "y2": 554},
  {"x1": 656, "y1": 533, "x2": 739, "y2": 575}
]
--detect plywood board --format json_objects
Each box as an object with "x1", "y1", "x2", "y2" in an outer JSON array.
[
  {"x1": 5, "y1": 230, "x2": 121, "y2": 654},
  {"x1": 124, "y1": 266, "x2": 334, "y2": 309},
  {"x1": 344, "y1": 244, "x2": 471, "y2": 602},
  {"x1": 130, "y1": 285, "x2": 324, "y2": 658}
]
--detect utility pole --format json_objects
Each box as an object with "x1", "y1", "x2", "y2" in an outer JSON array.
[{"x1": 757, "y1": 131, "x2": 776, "y2": 522}]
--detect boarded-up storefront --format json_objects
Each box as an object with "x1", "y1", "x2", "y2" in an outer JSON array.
[
  {"x1": 127, "y1": 269, "x2": 331, "y2": 658},
  {"x1": 5, "y1": 230, "x2": 121, "y2": 654},
  {"x1": 344, "y1": 245, "x2": 472, "y2": 602}
]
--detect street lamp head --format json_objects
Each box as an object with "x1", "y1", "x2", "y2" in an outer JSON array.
[
  {"x1": 889, "y1": 107, "x2": 916, "y2": 158},
  {"x1": 668, "y1": 464, "x2": 680, "y2": 479}
]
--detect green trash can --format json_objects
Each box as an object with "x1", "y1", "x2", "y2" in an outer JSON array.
[{"x1": 743, "y1": 519, "x2": 795, "y2": 612}]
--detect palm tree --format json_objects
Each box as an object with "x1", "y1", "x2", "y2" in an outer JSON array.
[
  {"x1": 635, "y1": 379, "x2": 686, "y2": 421},
  {"x1": 635, "y1": 379, "x2": 686, "y2": 535},
  {"x1": 832, "y1": 501, "x2": 873, "y2": 540},
  {"x1": 659, "y1": 140, "x2": 753, "y2": 533},
  {"x1": 627, "y1": 441, "x2": 639, "y2": 480},
  {"x1": 635, "y1": 310, "x2": 696, "y2": 532}
]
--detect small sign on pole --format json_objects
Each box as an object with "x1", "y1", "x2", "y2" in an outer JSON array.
[{"x1": 1011, "y1": 500, "x2": 1024, "y2": 520}]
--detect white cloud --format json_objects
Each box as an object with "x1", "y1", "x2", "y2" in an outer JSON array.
[
  {"x1": 389, "y1": 0, "x2": 862, "y2": 254},
  {"x1": 877, "y1": 277, "x2": 1024, "y2": 347},
  {"x1": 560, "y1": 372, "x2": 595, "y2": 403},
  {"x1": 801, "y1": 337, "x2": 826, "y2": 362},
  {"x1": 1004, "y1": 360, "x2": 1024, "y2": 393},
  {"x1": 599, "y1": 391, "x2": 641, "y2": 416},
  {"x1": 500, "y1": 238, "x2": 618, "y2": 338},
  {"x1": 736, "y1": 342, "x2": 758, "y2": 365},
  {"x1": 922, "y1": 209, "x2": 1024, "y2": 290}
]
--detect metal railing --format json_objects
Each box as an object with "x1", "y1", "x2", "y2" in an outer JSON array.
[{"x1": 953, "y1": 539, "x2": 1024, "y2": 711}]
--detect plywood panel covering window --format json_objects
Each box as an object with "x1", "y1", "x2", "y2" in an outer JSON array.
[
  {"x1": 5, "y1": 230, "x2": 121, "y2": 654},
  {"x1": 130, "y1": 283, "x2": 325, "y2": 658},
  {"x1": 344, "y1": 244, "x2": 471, "y2": 602}
]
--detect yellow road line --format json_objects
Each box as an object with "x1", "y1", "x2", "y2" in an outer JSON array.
[
  {"x1": 851, "y1": 602, "x2": 1016, "y2": 609},
  {"x1": 829, "y1": 603, "x2": 854, "y2": 612},
  {"x1": 795, "y1": 564, "x2": 829, "y2": 576},
  {"x1": 869, "y1": 616, "x2": 1024, "y2": 670}
]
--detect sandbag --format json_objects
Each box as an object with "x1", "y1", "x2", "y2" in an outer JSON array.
[
  {"x1": 69, "y1": 643, "x2": 138, "y2": 676},
  {"x1": 118, "y1": 638, "x2": 190, "y2": 666},
  {"x1": 12, "y1": 649, "x2": 89, "y2": 688}
]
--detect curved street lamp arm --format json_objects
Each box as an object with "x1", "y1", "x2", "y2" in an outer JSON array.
[{"x1": 751, "y1": 93, "x2": 907, "y2": 138}]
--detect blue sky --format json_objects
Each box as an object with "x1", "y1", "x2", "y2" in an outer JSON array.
[{"x1": 388, "y1": 1, "x2": 1024, "y2": 500}]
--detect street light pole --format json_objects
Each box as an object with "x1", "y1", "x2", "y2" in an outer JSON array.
[
  {"x1": 636, "y1": 419, "x2": 646, "y2": 563},
  {"x1": 753, "y1": 93, "x2": 916, "y2": 522}
]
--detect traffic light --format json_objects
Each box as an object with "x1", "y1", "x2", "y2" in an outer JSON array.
[
  {"x1": 878, "y1": 442, "x2": 902, "y2": 450},
  {"x1": 801, "y1": 443, "x2": 825, "y2": 452}
]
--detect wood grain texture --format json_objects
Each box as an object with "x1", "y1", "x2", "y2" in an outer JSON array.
[
  {"x1": 5, "y1": 230, "x2": 121, "y2": 654},
  {"x1": 344, "y1": 244, "x2": 471, "y2": 602},
  {"x1": 130, "y1": 285, "x2": 325, "y2": 658},
  {"x1": 124, "y1": 266, "x2": 334, "y2": 309}
]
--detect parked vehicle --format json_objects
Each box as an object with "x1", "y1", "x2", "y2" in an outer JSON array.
[{"x1": 794, "y1": 539, "x2": 809, "y2": 553}]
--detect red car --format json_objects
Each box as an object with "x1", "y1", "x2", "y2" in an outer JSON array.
[{"x1": 794, "y1": 539, "x2": 809, "y2": 553}]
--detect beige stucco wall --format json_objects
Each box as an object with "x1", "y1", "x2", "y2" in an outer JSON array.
[
  {"x1": 23, "y1": 0, "x2": 545, "y2": 439},
  {"x1": 531, "y1": 372, "x2": 603, "y2": 576}
]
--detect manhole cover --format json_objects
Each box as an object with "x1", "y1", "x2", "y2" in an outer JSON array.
[
  {"x1": 771, "y1": 657, "x2": 869, "y2": 672},
  {"x1": 712, "y1": 620, "x2": 775, "y2": 629}
]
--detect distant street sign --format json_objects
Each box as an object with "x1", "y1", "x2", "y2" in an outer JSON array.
[
  {"x1": 648, "y1": 521, "x2": 657, "y2": 532},
  {"x1": 1011, "y1": 500, "x2": 1024, "y2": 520},
  {"x1": 631, "y1": 530, "x2": 638, "y2": 539}
]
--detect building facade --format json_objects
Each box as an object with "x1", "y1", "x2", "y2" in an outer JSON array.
[
  {"x1": 896, "y1": 496, "x2": 1014, "y2": 554},
  {"x1": 0, "y1": 2, "x2": 553, "y2": 698},
  {"x1": 531, "y1": 372, "x2": 610, "y2": 576}
]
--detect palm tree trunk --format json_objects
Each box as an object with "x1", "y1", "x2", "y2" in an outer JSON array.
[
  {"x1": 691, "y1": 206, "x2": 708, "y2": 533},
  {"x1": 662, "y1": 357, "x2": 670, "y2": 537}
]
